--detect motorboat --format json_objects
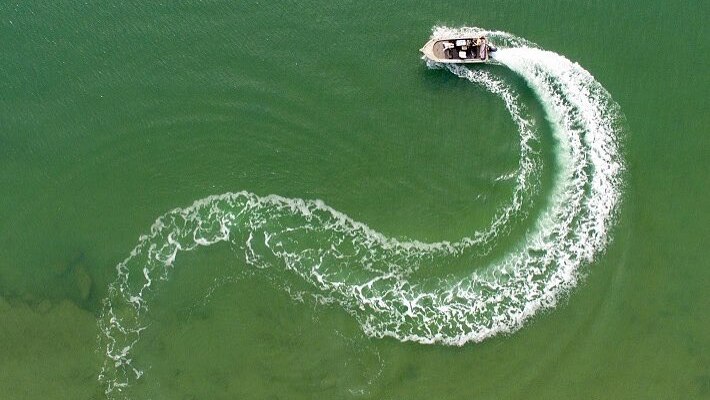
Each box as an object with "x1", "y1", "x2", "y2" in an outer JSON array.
[{"x1": 420, "y1": 36, "x2": 497, "y2": 63}]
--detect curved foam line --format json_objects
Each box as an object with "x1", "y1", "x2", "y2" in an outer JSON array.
[{"x1": 97, "y1": 27, "x2": 624, "y2": 397}]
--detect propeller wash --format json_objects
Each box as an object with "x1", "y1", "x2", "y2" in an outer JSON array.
[{"x1": 98, "y1": 26, "x2": 625, "y2": 397}]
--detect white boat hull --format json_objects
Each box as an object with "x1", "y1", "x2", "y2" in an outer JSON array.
[{"x1": 420, "y1": 37, "x2": 495, "y2": 64}]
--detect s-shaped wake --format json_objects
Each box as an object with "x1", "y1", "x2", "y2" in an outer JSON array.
[{"x1": 98, "y1": 26, "x2": 624, "y2": 397}]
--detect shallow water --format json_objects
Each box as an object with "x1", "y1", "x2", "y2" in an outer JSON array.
[{"x1": 0, "y1": 1, "x2": 708, "y2": 399}]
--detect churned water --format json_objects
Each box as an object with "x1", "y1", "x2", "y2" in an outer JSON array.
[{"x1": 0, "y1": 1, "x2": 707, "y2": 399}]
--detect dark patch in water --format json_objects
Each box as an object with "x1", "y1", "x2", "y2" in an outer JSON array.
[
  {"x1": 400, "y1": 362, "x2": 420, "y2": 381},
  {"x1": 51, "y1": 249, "x2": 96, "y2": 310},
  {"x1": 696, "y1": 375, "x2": 710, "y2": 397}
]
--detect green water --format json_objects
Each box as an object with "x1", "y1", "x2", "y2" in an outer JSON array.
[{"x1": 1, "y1": 1, "x2": 708, "y2": 399}]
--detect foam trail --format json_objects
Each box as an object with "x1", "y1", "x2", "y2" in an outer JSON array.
[{"x1": 98, "y1": 26, "x2": 624, "y2": 397}]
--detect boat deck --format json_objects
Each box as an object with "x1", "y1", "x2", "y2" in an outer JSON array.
[{"x1": 423, "y1": 38, "x2": 490, "y2": 63}]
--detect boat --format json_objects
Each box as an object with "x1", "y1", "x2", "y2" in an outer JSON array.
[{"x1": 420, "y1": 36, "x2": 497, "y2": 63}]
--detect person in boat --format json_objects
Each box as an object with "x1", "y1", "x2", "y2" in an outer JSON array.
[{"x1": 442, "y1": 41, "x2": 455, "y2": 59}]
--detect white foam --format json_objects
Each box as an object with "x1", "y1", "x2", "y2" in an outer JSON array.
[{"x1": 97, "y1": 27, "x2": 624, "y2": 397}]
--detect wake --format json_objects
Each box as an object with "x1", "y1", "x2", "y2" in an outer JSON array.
[{"x1": 98, "y1": 26, "x2": 624, "y2": 397}]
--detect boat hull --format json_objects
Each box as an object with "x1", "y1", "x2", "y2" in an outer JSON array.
[{"x1": 420, "y1": 37, "x2": 493, "y2": 64}]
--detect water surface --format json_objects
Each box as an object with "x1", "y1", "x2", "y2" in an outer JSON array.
[{"x1": 0, "y1": 1, "x2": 707, "y2": 399}]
